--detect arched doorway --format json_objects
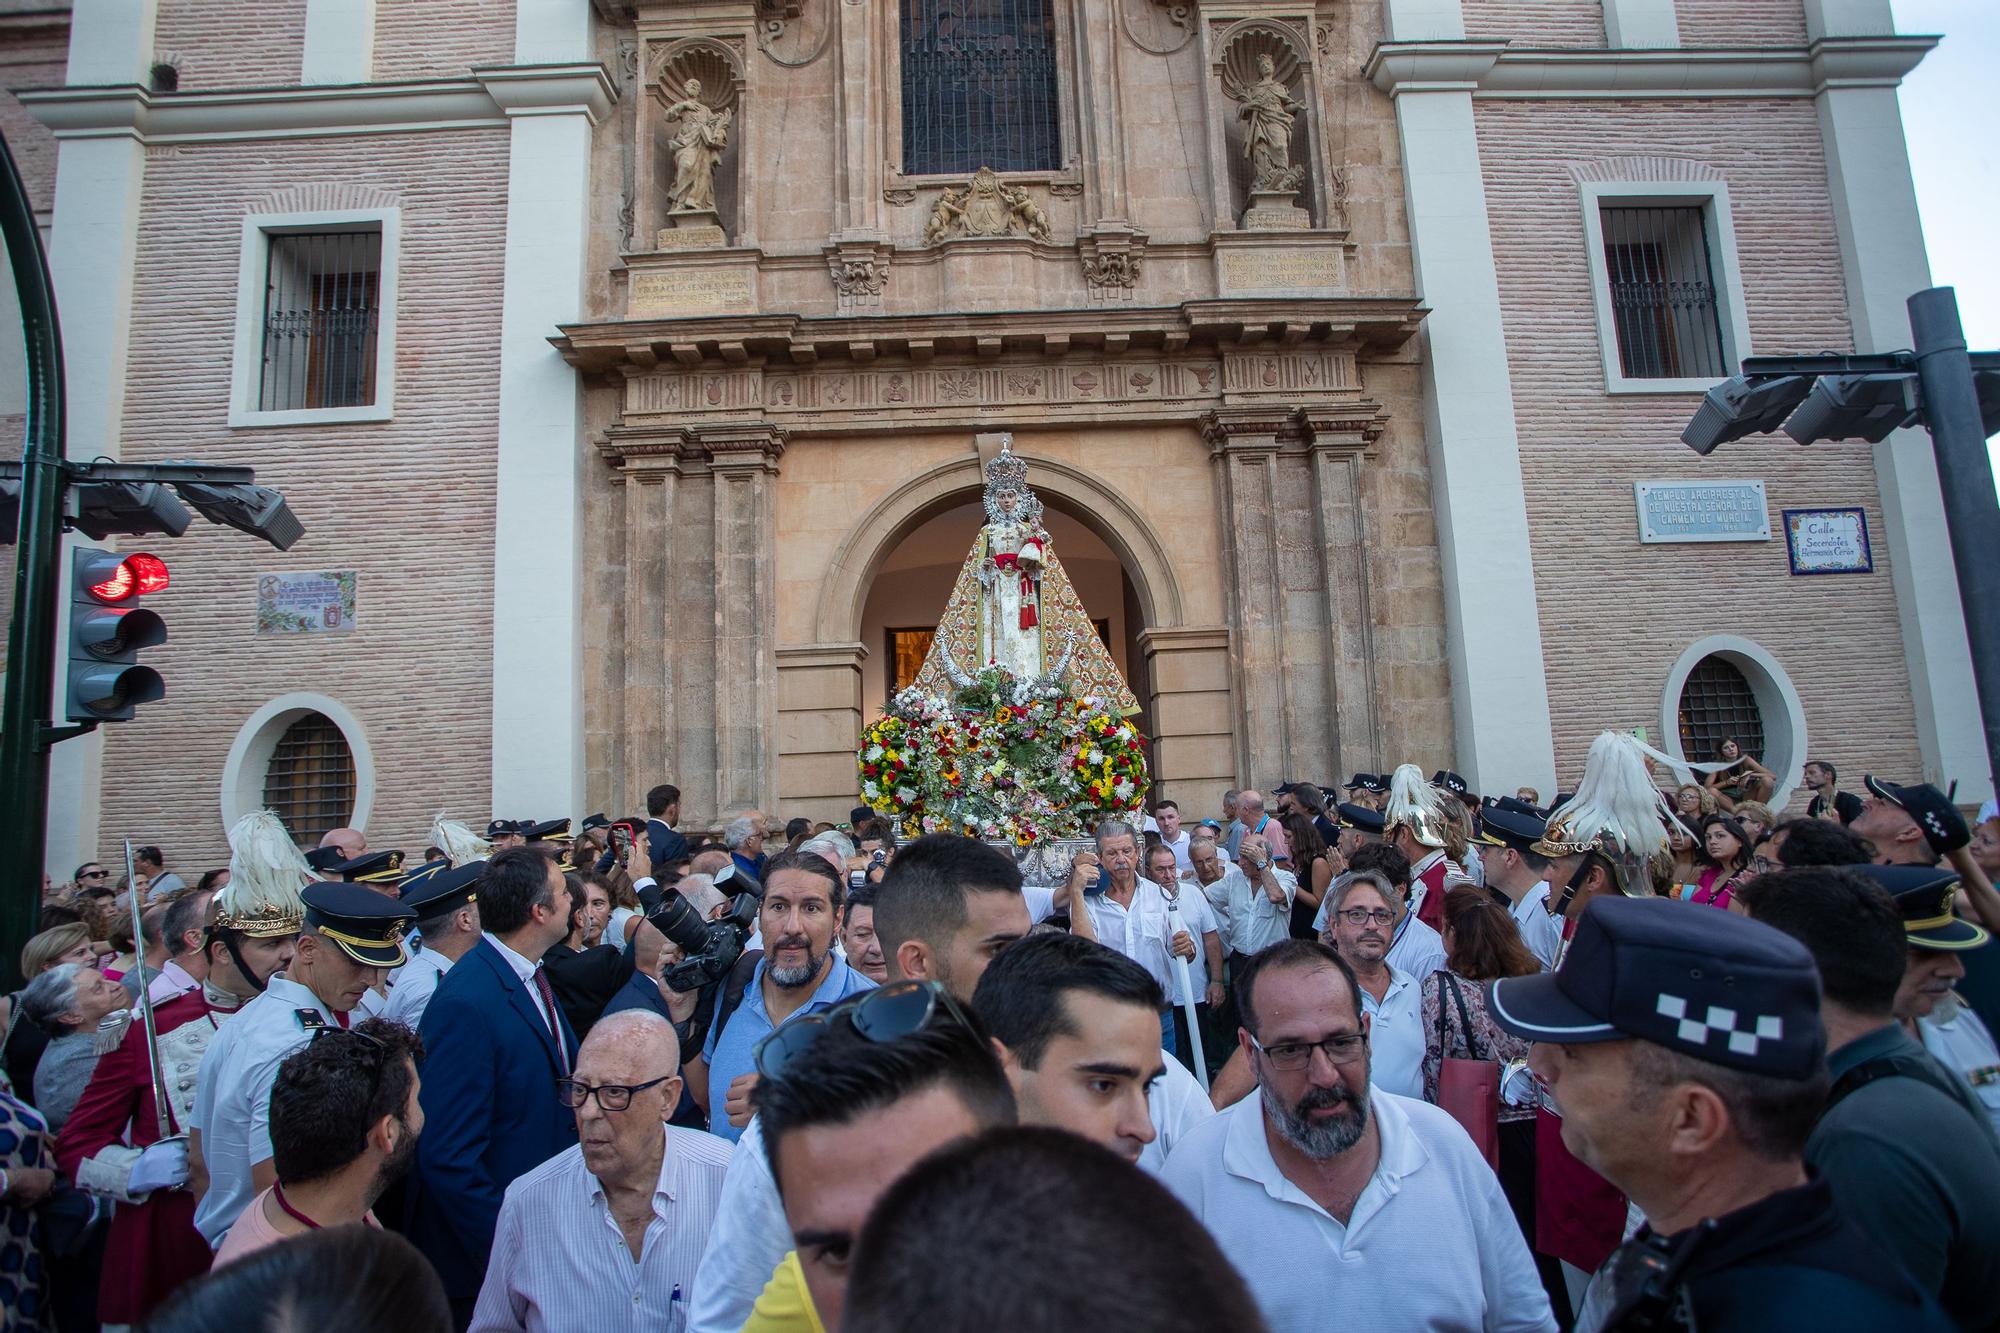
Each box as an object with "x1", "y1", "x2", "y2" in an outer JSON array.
[{"x1": 858, "y1": 499, "x2": 1154, "y2": 735}]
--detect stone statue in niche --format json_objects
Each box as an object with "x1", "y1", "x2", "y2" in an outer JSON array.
[
  {"x1": 925, "y1": 166, "x2": 1054, "y2": 244},
  {"x1": 1239, "y1": 55, "x2": 1305, "y2": 193},
  {"x1": 664, "y1": 77, "x2": 732, "y2": 215}
]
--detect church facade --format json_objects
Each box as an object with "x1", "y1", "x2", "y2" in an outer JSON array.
[{"x1": 5, "y1": 0, "x2": 1982, "y2": 871}]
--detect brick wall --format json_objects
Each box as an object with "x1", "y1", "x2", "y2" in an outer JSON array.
[
  {"x1": 95, "y1": 130, "x2": 510, "y2": 868},
  {"x1": 1462, "y1": 0, "x2": 1605, "y2": 46},
  {"x1": 156, "y1": 0, "x2": 307, "y2": 89},
  {"x1": 373, "y1": 0, "x2": 516, "y2": 82},
  {"x1": 1477, "y1": 98, "x2": 1923, "y2": 802},
  {"x1": 1676, "y1": 1, "x2": 1810, "y2": 48}
]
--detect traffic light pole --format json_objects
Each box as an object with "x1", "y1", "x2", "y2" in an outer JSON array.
[
  {"x1": 1909, "y1": 287, "x2": 2000, "y2": 801},
  {"x1": 0, "y1": 131, "x2": 78, "y2": 985}
]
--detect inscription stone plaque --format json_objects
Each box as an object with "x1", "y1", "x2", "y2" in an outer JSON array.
[
  {"x1": 630, "y1": 267, "x2": 754, "y2": 317},
  {"x1": 1219, "y1": 248, "x2": 1341, "y2": 293}
]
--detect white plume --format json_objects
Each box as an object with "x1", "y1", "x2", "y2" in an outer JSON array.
[
  {"x1": 220, "y1": 809, "x2": 311, "y2": 920},
  {"x1": 430, "y1": 814, "x2": 492, "y2": 868},
  {"x1": 1384, "y1": 763, "x2": 1446, "y2": 848},
  {"x1": 1547, "y1": 731, "x2": 1673, "y2": 865}
]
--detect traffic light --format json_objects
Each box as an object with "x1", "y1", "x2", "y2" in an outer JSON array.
[
  {"x1": 1680, "y1": 375, "x2": 1813, "y2": 455},
  {"x1": 67, "y1": 549, "x2": 169, "y2": 722},
  {"x1": 168, "y1": 477, "x2": 304, "y2": 550},
  {"x1": 1781, "y1": 372, "x2": 1921, "y2": 445},
  {"x1": 69, "y1": 481, "x2": 192, "y2": 541}
]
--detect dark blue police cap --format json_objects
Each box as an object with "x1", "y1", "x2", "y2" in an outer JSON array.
[
  {"x1": 1479, "y1": 799, "x2": 1548, "y2": 852},
  {"x1": 486, "y1": 819, "x2": 520, "y2": 840},
  {"x1": 1335, "y1": 802, "x2": 1385, "y2": 835},
  {"x1": 331, "y1": 848, "x2": 404, "y2": 886},
  {"x1": 401, "y1": 859, "x2": 483, "y2": 919},
  {"x1": 1851, "y1": 862, "x2": 1990, "y2": 951},
  {"x1": 304, "y1": 846, "x2": 346, "y2": 874},
  {"x1": 580, "y1": 813, "x2": 612, "y2": 833},
  {"x1": 302, "y1": 882, "x2": 416, "y2": 968},
  {"x1": 1488, "y1": 895, "x2": 1825, "y2": 1080},
  {"x1": 1431, "y1": 770, "x2": 1471, "y2": 798}
]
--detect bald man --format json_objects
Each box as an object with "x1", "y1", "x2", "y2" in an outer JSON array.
[
  {"x1": 470, "y1": 1010, "x2": 734, "y2": 1331},
  {"x1": 319, "y1": 828, "x2": 367, "y2": 861},
  {"x1": 1234, "y1": 790, "x2": 1290, "y2": 863}
]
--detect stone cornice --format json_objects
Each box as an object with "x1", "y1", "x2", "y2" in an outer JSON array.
[
  {"x1": 19, "y1": 63, "x2": 616, "y2": 142},
  {"x1": 1364, "y1": 35, "x2": 1937, "y2": 100},
  {"x1": 554, "y1": 297, "x2": 1427, "y2": 374}
]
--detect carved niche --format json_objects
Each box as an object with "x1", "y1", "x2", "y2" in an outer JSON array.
[
  {"x1": 1216, "y1": 24, "x2": 1315, "y2": 231},
  {"x1": 643, "y1": 39, "x2": 745, "y2": 249}
]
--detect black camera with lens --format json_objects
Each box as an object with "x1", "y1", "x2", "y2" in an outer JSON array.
[{"x1": 638, "y1": 882, "x2": 759, "y2": 993}]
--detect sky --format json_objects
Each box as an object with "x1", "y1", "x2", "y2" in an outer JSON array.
[{"x1": 1891, "y1": 0, "x2": 2000, "y2": 479}]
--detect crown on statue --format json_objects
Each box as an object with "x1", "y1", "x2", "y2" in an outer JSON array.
[{"x1": 984, "y1": 436, "x2": 1029, "y2": 493}]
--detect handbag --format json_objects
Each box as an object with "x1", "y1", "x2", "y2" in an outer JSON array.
[{"x1": 1434, "y1": 974, "x2": 1501, "y2": 1170}]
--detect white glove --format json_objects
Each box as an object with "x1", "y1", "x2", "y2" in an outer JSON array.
[
  {"x1": 127, "y1": 1136, "x2": 190, "y2": 1195},
  {"x1": 1500, "y1": 1060, "x2": 1539, "y2": 1108}
]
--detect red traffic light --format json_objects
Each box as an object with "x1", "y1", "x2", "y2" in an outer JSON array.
[{"x1": 86, "y1": 552, "x2": 170, "y2": 602}]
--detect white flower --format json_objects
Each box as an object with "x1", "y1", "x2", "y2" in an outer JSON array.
[
  {"x1": 1114, "y1": 779, "x2": 1135, "y2": 800},
  {"x1": 865, "y1": 745, "x2": 884, "y2": 761},
  {"x1": 1086, "y1": 747, "x2": 1103, "y2": 764},
  {"x1": 897, "y1": 786, "x2": 917, "y2": 802},
  {"x1": 862, "y1": 781, "x2": 880, "y2": 800}
]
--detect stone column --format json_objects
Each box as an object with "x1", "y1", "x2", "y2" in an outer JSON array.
[
  {"x1": 1141, "y1": 627, "x2": 1236, "y2": 808},
  {"x1": 1204, "y1": 408, "x2": 1338, "y2": 786},
  {"x1": 620, "y1": 446, "x2": 683, "y2": 815},
  {"x1": 777, "y1": 644, "x2": 870, "y2": 823},
  {"x1": 1303, "y1": 407, "x2": 1387, "y2": 776},
  {"x1": 1369, "y1": 2, "x2": 1557, "y2": 796},
  {"x1": 1069, "y1": 0, "x2": 1129, "y2": 223},
  {"x1": 1806, "y1": 0, "x2": 1982, "y2": 798},
  {"x1": 705, "y1": 424, "x2": 785, "y2": 817},
  {"x1": 40, "y1": 0, "x2": 159, "y2": 877}
]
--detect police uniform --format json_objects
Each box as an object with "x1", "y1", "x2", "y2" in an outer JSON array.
[
  {"x1": 189, "y1": 883, "x2": 413, "y2": 1246},
  {"x1": 1490, "y1": 896, "x2": 1954, "y2": 1333},
  {"x1": 1479, "y1": 798, "x2": 1562, "y2": 970},
  {"x1": 383, "y1": 860, "x2": 484, "y2": 1031}
]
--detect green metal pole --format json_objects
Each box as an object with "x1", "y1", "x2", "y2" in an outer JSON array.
[{"x1": 0, "y1": 129, "x2": 72, "y2": 990}]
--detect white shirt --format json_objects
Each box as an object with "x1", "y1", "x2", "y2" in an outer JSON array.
[
  {"x1": 486, "y1": 931, "x2": 563, "y2": 1049},
  {"x1": 382, "y1": 945, "x2": 455, "y2": 1030},
  {"x1": 1139, "y1": 1048, "x2": 1217, "y2": 1177},
  {"x1": 1921, "y1": 1004, "x2": 2000, "y2": 1137},
  {"x1": 1162, "y1": 1091, "x2": 1556, "y2": 1333},
  {"x1": 147, "y1": 958, "x2": 201, "y2": 1006},
  {"x1": 686, "y1": 1116, "x2": 792, "y2": 1333},
  {"x1": 1358, "y1": 963, "x2": 1425, "y2": 1100},
  {"x1": 189, "y1": 973, "x2": 342, "y2": 1244},
  {"x1": 1385, "y1": 916, "x2": 1446, "y2": 987},
  {"x1": 1508, "y1": 881, "x2": 1563, "y2": 971},
  {"x1": 1158, "y1": 882, "x2": 1221, "y2": 1008},
  {"x1": 1083, "y1": 879, "x2": 1215, "y2": 1006},
  {"x1": 1160, "y1": 828, "x2": 1193, "y2": 873},
  {"x1": 471, "y1": 1126, "x2": 733, "y2": 1333},
  {"x1": 1201, "y1": 864, "x2": 1296, "y2": 957}
]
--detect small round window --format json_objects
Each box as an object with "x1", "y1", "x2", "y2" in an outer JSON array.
[
  {"x1": 1677, "y1": 655, "x2": 1766, "y2": 769},
  {"x1": 261, "y1": 711, "x2": 356, "y2": 843}
]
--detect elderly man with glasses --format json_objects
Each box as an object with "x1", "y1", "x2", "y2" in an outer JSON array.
[{"x1": 471, "y1": 1009, "x2": 734, "y2": 1333}]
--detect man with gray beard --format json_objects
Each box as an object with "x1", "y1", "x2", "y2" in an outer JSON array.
[{"x1": 1162, "y1": 940, "x2": 1551, "y2": 1333}]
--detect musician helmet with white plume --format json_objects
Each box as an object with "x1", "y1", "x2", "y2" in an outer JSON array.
[
  {"x1": 1534, "y1": 730, "x2": 1674, "y2": 900},
  {"x1": 1384, "y1": 763, "x2": 1448, "y2": 851}
]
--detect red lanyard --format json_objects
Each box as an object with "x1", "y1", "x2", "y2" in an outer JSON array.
[{"x1": 271, "y1": 1182, "x2": 321, "y2": 1230}]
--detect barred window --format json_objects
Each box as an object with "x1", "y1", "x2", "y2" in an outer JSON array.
[
  {"x1": 262, "y1": 712, "x2": 356, "y2": 844},
  {"x1": 1600, "y1": 205, "x2": 1726, "y2": 380},
  {"x1": 259, "y1": 229, "x2": 382, "y2": 412},
  {"x1": 1677, "y1": 656, "x2": 1765, "y2": 767},
  {"x1": 901, "y1": 0, "x2": 1062, "y2": 177}
]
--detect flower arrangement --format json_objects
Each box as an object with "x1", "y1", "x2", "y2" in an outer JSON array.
[{"x1": 858, "y1": 665, "x2": 1149, "y2": 846}]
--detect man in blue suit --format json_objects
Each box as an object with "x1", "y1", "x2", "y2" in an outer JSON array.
[
  {"x1": 646, "y1": 782, "x2": 691, "y2": 867},
  {"x1": 410, "y1": 847, "x2": 580, "y2": 1327}
]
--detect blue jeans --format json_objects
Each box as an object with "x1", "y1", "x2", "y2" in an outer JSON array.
[{"x1": 1160, "y1": 1008, "x2": 1177, "y2": 1059}]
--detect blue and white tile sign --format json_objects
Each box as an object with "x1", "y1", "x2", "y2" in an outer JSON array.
[
  {"x1": 1783, "y1": 508, "x2": 1873, "y2": 575},
  {"x1": 1633, "y1": 480, "x2": 1771, "y2": 544}
]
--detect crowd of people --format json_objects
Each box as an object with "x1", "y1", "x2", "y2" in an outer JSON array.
[{"x1": 6, "y1": 745, "x2": 2000, "y2": 1332}]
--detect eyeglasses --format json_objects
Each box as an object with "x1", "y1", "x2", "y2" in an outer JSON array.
[
  {"x1": 753, "y1": 979, "x2": 969, "y2": 1080},
  {"x1": 1336, "y1": 907, "x2": 1395, "y2": 927},
  {"x1": 556, "y1": 1075, "x2": 675, "y2": 1111},
  {"x1": 1250, "y1": 1031, "x2": 1369, "y2": 1071},
  {"x1": 78, "y1": 871, "x2": 109, "y2": 880},
  {"x1": 1750, "y1": 855, "x2": 1778, "y2": 874}
]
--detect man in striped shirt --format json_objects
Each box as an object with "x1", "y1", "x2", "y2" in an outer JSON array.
[{"x1": 471, "y1": 1010, "x2": 733, "y2": 1332}]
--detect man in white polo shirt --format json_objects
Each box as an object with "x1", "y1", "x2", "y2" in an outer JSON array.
[
  {"x1": 1162, "y1": 939, "x2": 1553, "y2": 1333},
  {"x1": 1323, "y1": 870, "x2": 1426, "y2": 1099}
]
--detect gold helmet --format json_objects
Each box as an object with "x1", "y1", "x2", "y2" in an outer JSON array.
[
  {"x1": 215, "y1": 810, "x2": 310, "y2": 938},
  {"x1": 1383, "y1": 764, "x2": 1447, "y2": 850},
  {"x1": 429, "y1": 813, "x2": 493, "y2": 869}
]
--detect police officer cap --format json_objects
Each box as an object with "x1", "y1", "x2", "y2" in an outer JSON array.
[
  {"x1": 304, "y1": 846, "x2": 346, "y2": 874},
  {"x1": 1488, "y1": 896, "x2": 1825, "y2": 1080},
  {"x1": 1479, "y1": 800, "x2": 1548, "y2": 852},
  {"x1": 1862, "y1": 776, "x2": 1970, "y2": 858},
  {"x1": 1850, "y1": 862, "x2": 1990, "y2": 952},
  {"x1": 521, "y1": 817, "x2": 572, "y2": 843},
  {"x1": 580, "y1": 813, "x2": 612, "y2": 833},
  {"x1": 486, "y1": 819, "x2": 520, "y2": 840},
  {"x1": 302, "y1": 882, "x2": 416, "y2": 968},
  {"x1": 1431, "y1": 770, "x2": 1471, "y2": 798},
  {"x1": 1334, "y1": 802, "x2": 1385, "y2": 835},
  {"x1": 401, "y1": 859, "x2": 484, "y2": 919},
  {"x1": 331, "y1": 848, "x2": 405, "y2": 886}
]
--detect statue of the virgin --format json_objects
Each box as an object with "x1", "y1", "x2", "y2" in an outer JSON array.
[{"x1": 912, "y1": 439, "x2": 1140, "y2": 714}]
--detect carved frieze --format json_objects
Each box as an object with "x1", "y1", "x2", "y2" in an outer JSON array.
[{"x1": 924, "y1": 167, "x2": 1055, "y2": 244}]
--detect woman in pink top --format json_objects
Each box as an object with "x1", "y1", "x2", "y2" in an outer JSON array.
[{"x1": 1689, "y1": 814, "x2": 1753, "y2": 911}]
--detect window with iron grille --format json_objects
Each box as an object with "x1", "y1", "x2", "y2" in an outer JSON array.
[
  {"x1": 901, "y1": 0, "x2": 1063, "y2": 177},
  {"x1": 1677, "y1": 656, "x2": 1765, "y2": 768},
  {"x1": 1600, "y1": 205, "x2": 1727, "y2": 380},
  {"x1": 262, "y1": 712, "x2": 356, "y2": 844},
  {"x1": 259, "y1": 229, "x2": 382, "y2": 412}
]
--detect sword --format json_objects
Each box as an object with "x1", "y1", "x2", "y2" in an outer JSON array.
[{"x1": 124, "y1": 840, "x2": 172, "y2": 1139}]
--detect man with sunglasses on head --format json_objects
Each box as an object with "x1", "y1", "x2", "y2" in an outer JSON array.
[
  {"x1": 213, "y1": 1019, "x2": 425, "y2": 1265},
  {"x1": 748, "y1": 982, "x2": 1017, "y2": 1333},
  {"x1": 1163, "y1": 939, "x2": 1552, "y2": 1333},
  {"x1": 470, "y1": 1010, "x2": 733, "y2": 1332}
]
